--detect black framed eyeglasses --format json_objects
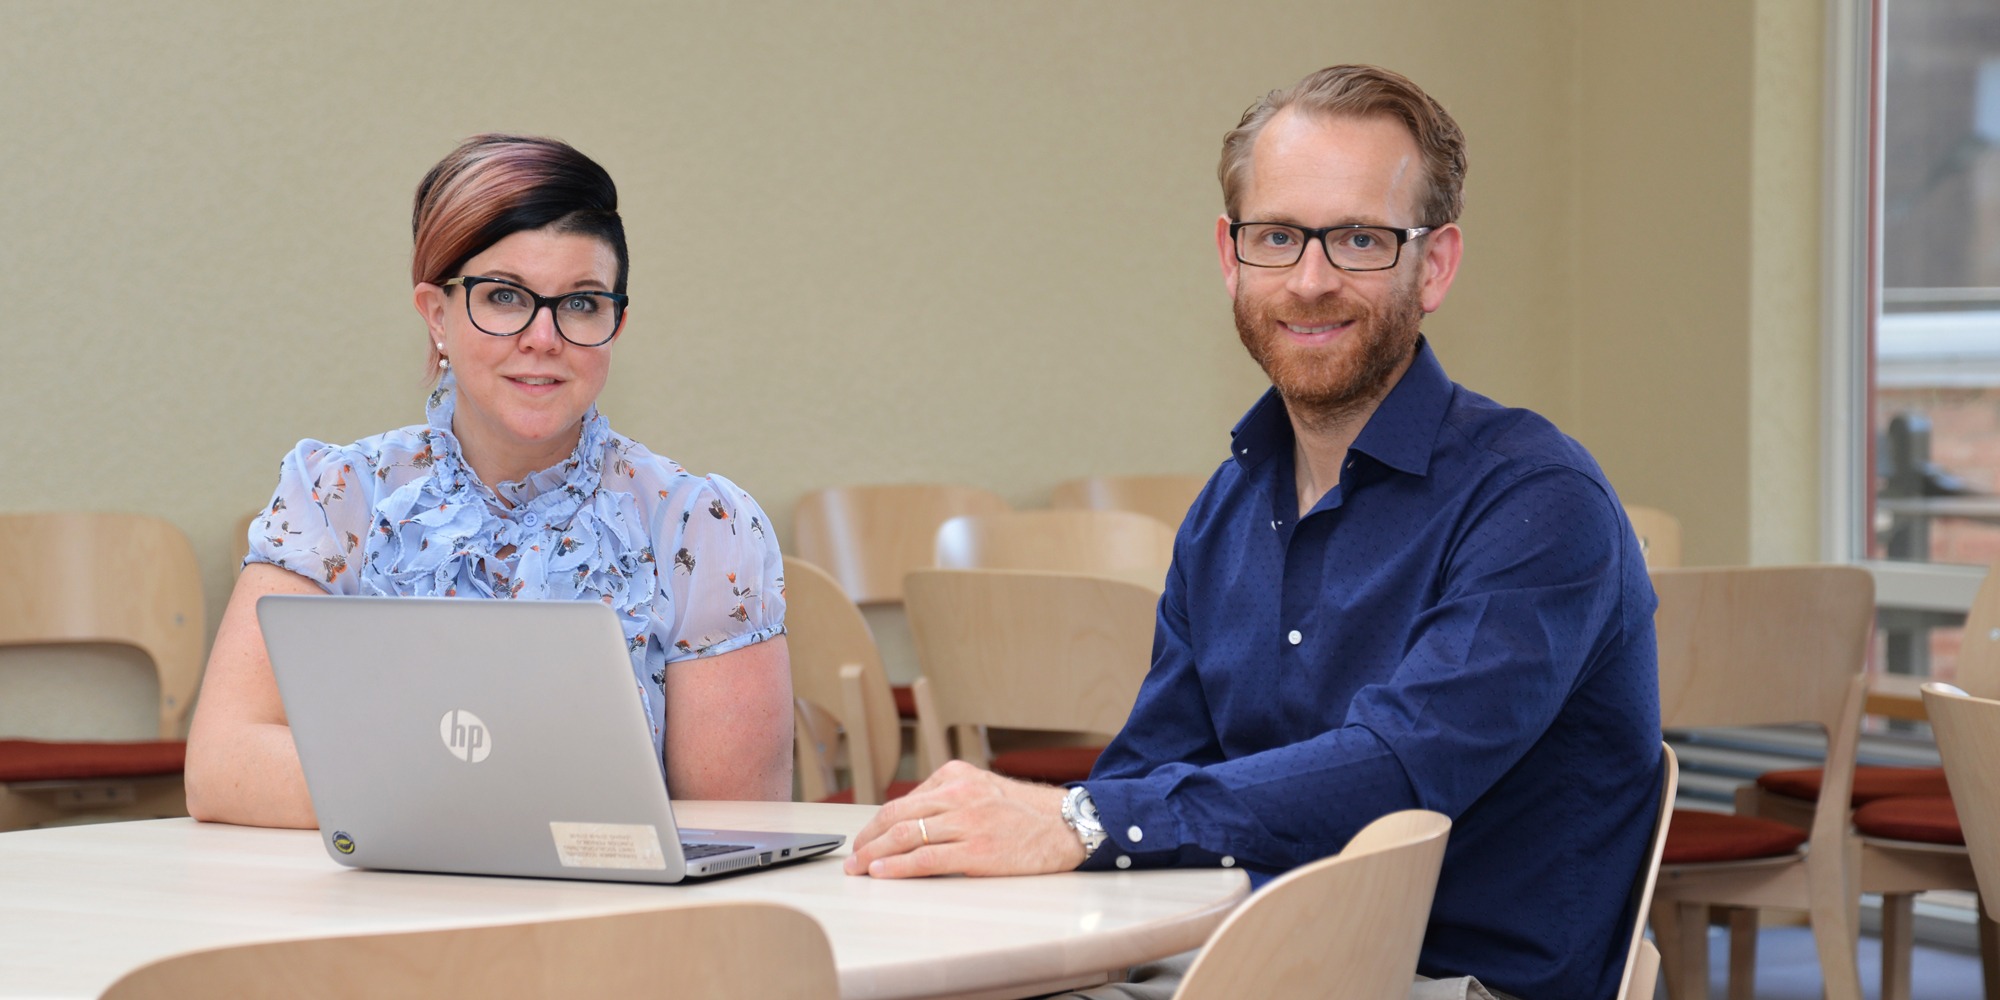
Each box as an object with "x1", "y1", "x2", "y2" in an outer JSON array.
[
  {"x1": 1228, "y1": 222, "x2": 1433, "y2": 271},
  {"x1": 442, "y1": 276, "x2": 629, "y2": 347}
]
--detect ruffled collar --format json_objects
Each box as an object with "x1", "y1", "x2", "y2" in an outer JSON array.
[{"x1": 423, "y1": 372, "x2": 612, "y2": 522}]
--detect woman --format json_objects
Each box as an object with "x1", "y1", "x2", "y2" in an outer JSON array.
[{"x1": 185, "y1": 135, "x2": 793, "y2": 828}]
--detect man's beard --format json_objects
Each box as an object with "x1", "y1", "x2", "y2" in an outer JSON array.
[{"x1": 1234, "y1": 277, "x2": 1425, "y2": 432}]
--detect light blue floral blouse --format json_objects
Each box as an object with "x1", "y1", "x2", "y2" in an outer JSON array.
[{"x1": 245, "y1": 373, "x2": 786, "y2": 754}]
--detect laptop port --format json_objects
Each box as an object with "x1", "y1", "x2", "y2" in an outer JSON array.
[
  {"x1": 781, "y1": 848, "x2": 792, "y2": 857},
  {"x1": 760, "y1": 852, "x2": 774, "y2": 865}
]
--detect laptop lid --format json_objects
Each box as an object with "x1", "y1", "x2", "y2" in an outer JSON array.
[{"x1": 257, "y1": 595, "x2": 840, "y2": 883}]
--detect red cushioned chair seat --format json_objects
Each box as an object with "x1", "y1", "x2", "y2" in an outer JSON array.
[
  {"x1": 1852, "y1": 795, "x2": 1964, "y2": 846},
  {"x1": 1661, "y1": 809, "x2": 1809, "y2": 864},
  {"x1": 1755, "y1": 765, "x2": 1949, "y2": 807},
  {"x1": 990, "y1": 746, "x2": 1103, "y2": 785},
  {"x1": 817, "y1": 780, "x2": 921, "y2": 805},
  {"x1": 0, "y1": 739, "x2": 186, "y2": 783},
  {"x1": 891, "y1": 685, "x2": 916, "y2": 720}
]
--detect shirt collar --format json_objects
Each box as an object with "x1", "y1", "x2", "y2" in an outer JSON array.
[
  {"x1": 422, "y1": 371, "x2": 610, "y2": 510},
  {"x1": 1228, "y1": 336, "x2": 1452, "y2": 478}
]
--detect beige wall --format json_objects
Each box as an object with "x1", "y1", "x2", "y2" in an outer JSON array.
[{"x1": 0, "y1": 1, "x2": 1825, "y2": 736}]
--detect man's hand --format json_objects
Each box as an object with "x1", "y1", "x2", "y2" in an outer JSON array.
[{"x1": 843, "y1": 760, "x2": 1088, "y2": 878}]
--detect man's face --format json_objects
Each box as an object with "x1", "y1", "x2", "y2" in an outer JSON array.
[{"x1": 1217, "y1": 110, "x2": 1461, "y2": 424}]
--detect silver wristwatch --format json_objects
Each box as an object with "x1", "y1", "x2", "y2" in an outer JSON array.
[{"x1": 1061, "y1": 785, "x2": 1108, "y2": 857}]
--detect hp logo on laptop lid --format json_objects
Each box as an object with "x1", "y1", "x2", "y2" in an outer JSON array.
[{"x1": 439, "y1": 709, "x2": 492, "y2": 762}]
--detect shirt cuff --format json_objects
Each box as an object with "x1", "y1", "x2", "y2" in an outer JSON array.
[{"x1": 1073, "y1": 777, "x2": 1242, "y2": 873}]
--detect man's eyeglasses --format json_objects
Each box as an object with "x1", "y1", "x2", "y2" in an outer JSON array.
[
  {"x1": 1228, "y1": 222, "x2": 1433, "y2": 272},
  {"x1": 442, "y1": 276, "x2": 629, "y2": 348}
]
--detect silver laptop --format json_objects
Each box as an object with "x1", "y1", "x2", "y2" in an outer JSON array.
[{"x1": 258, "y1": 595, "x2": 843, "y2": 883}]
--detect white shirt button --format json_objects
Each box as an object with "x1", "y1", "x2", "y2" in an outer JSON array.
[
  {"x1": 1115, "y1": 855, "x2": 1132, "y2": 869},
  {"x1": 1287, "y1": 630, "x2": 1302, "y2": 645},
  {"x1": 1127, "y1": 825, "x2": 1144, "y2": 842},
  {"x1": 1220, "y1": 856, "x2": 1236, "y2": 868},
  {"x1": 521, "y1": 512, "x2": 541, "y2": 528}
]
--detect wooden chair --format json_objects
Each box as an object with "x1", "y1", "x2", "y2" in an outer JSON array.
[
  {"x1": 903, "y1": 569, "x2": 1156, "y2": 781},
  {"x1": 792, "y1": 484, "x2": 1010, "y2": 606},
  {"x1": 934, "y1": 509, "x2": 1176, "y2": 592},
  {"x1": 1922, "y1": 682, "x2": 2000, "y2": 993},
  {"x1": 98, "y1": 901, "x2": 838, "y2": 999},
  {"x1": 783, "y1": 556, "x2": 909, "y2": 805},
  {"x1": 1619, "y1": 744, "x2": 1680, "y2": 1000},
  {"x1": 1049, "y1": 474, "x2": 1208, "y2": 533},
  {"x1": 1623, "y1": 504, "x2": 1682, "y2": 569},
  {"x1": 1648, "y1": 565, "x2": 1872, "y2": 1000},
  {"x1": 1737, "y1": 557, "x2": 2000, "y2": 1000},
  {"x1": 0, "y1": 513, "x2": 205, "y2": 830},
  {"x1": 1172, "y1": 809, "x2": 1450, "y2": 1000}
]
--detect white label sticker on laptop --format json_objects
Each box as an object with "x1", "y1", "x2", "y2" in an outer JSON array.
[{"x1": 549, "y1": 822, "x2": 669, "y2": 870}]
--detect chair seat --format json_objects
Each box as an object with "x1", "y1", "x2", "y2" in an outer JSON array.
[
  {"x1": 817, "y1": 780, "x2": 921, "y2": 804},
  {"x1": 990, "y1": 746, "x2": 1103, "y2": 785},
  {"x1": 891, "y1": 685, "x2": 917, "y2": 720},
  {"x1": 1852, "y1": 795, "x2": 1964, "y2": 846},
  {"x1": 1660, "y1": 809, "x2": 1809, "y2": 864},
  {"x1": 0, "y1": 739, "x2": 186, "y2": 783},
  {"x1": 1755, "y1": 765, "x2": 1949, "y2": 806}
]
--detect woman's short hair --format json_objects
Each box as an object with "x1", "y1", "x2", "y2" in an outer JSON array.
[
  {"x1": 1218, "y1": 64, "x2": 1466, "y2": 228},
  {"x1": 411, "y1": 134, "x2": 628, "y2": 370}
]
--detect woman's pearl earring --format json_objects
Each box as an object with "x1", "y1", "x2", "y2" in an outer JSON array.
[{"x1": 436, "y1": 343, "x2": 449, "y2": 370}]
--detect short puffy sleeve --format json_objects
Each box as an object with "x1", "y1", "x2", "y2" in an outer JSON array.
[
  {"x1": 244, "y1": 439, "x2": 373, "y2": 594},
  {"x1": 650, "y1": 473, "x2": 787, "y2": 662}
]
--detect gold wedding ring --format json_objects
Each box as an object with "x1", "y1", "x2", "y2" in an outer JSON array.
[{"x1": 918, "y1": 816, "x2": 931, "y2": 846}]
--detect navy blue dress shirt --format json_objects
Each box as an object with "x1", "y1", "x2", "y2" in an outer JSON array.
[{"x1": 1080, "y1": 338, "x2": 1661, "y2": 1000}]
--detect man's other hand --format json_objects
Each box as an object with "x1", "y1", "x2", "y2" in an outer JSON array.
[{"x1": 842, "y1": 760, "x2": 1087, "y2": 878}]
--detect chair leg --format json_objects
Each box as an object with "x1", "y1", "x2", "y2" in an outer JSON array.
[
  {"x1": 1806, "y1": 866, "x2": 1865, "y2": 1000},
  {"x1": 1724, "y1": 907, "x2": 1757, "y2": 1000},
  {"x1": 1979, "y1": 904, "x2": 2000, "y2": 1000},
  {"x1": 1656, "y1": 901, "x2": 1710, "y2": 1000},
  {"x1": 1880, "y1": 893, "x2": 1914, "y2": 1000},
  {"x1": 1652, "y1": 899, "x2": 1687, "y2": 1000}
]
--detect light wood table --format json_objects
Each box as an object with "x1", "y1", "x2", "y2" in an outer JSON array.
[{"x1": 0, "y1": 801, "x2": 1246, "y2": 999}]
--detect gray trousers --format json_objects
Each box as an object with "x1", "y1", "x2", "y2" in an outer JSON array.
[{"x1": 1050, "y1": 950, "x2": 1514, "y2": 1000}]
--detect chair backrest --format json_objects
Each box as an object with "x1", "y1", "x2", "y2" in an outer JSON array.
[
  {"x1": 1921, "y1": 682, "x2": 2000, "y2": 923},
  {"x1": 933, "y1": 509, "x2": 1175, "y2": 590},
  {"x1": 1623, "y1": 505, "x2": 1682, "y2": 570},
  {"x1": 1653, "y1": 565, "x2": 1873, "y2": 852},
  {"x1": 98, "y1": 901, "x2": 837, "y2": 999},
  {"x1": 782, "y1": 557, "x2": 902, "y2": 804},
  {"x1": 903, "y1": 568, "x2": 1157, "y2": 771},
  {"x1": 1951, "y1": 559, "x2": 2000, "y2": 699},
  {"x1": 792, "y1": 484, "x2": 1009, "y2": 604},
  {"x1": 1172, "y1": 810, "x2": 1451, "y2": 1000},
  {"x1": 0, "y1": 513, "x2": 205, "y2": 740},
  {"x1": 1617, "y1": 744, "x2": 1679, "y2": 1000},
  {"x1": 1049, "y1": 474, "x2": 1207, "y2": 532}
]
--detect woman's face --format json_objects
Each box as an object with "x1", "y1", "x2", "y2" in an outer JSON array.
[{"x1": 414, "y1": 226, "x2": 624, "y2": 482}]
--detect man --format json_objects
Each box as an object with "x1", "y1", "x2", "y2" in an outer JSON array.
[{"x1": 845, "y1": 64, "x2": 1661, "y2": 1000}]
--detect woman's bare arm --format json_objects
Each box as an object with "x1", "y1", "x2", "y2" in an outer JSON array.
[
  {"x1": 182, "y1": 563, "x2": 325, "y2": 828},
  {"x1": 662, "y1": 636, "x2": 793, "y2": 801}
]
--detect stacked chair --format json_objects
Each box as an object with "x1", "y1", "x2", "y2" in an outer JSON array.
[{"x1": 0, "y1": 512, "x2": 204, "y2": 830}]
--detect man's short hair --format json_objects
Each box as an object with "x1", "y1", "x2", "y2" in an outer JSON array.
[{"x1": 1218, "y1": 64, "x2": 1467, "y2": 227}]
